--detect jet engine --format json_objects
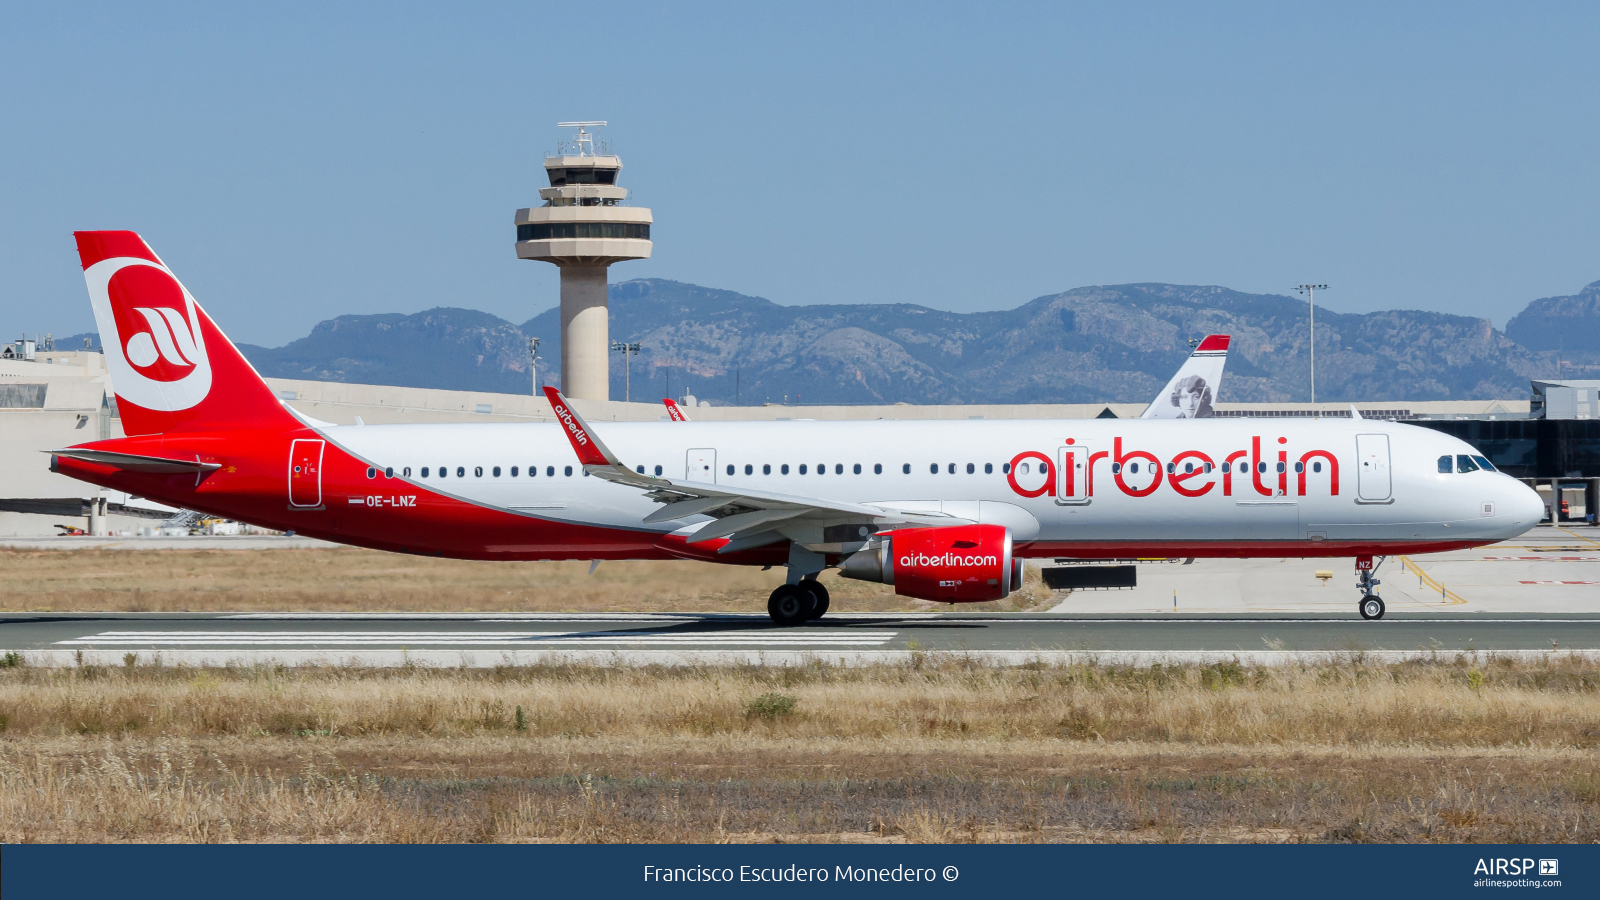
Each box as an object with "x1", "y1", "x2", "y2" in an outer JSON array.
[{"x1": 838, "y1": 523, "x2": 1022, "y2": 602}]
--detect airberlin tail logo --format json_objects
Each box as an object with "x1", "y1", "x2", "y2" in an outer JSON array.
[{"x1": 84, "y1": 257, "x2": 212, "y2": 411}]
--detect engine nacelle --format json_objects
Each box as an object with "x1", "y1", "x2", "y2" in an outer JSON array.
[{"x1": 839, "y1": 523, "x2": 1021, "y2": 602}]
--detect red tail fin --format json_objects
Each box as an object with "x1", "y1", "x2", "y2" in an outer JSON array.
[{"x1": 75, "y1": 231, "x2": 300, "y2": 436}]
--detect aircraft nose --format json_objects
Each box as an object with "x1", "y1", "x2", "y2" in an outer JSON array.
[{"x1": 1508, "y1": 479, "x2": 1546, "y2": 526}]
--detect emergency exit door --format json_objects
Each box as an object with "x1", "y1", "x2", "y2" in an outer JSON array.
[
  {"x1": 289, "y1": 439, "x2": 325, "y2": 508},
  {"x1": 1355, "y1": 433, "x2": 1392, "y2": 502},
  {"x1": 686, "y1": 448, "x2": 717, "y2": 484},
  {"x1": 1056, "y1": 446, "x2": 1089, "y2": 503}
]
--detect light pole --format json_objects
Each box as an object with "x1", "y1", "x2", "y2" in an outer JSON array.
[
  {"x1": 611, "y1": 341, "x2": 641, "y2": 402},
  {"x1": 527, "y1": 337, "x2": 541, "y2": 395},
  {"x1": 1296, "y1": 285, "x2": 1328, "y2": 406}
]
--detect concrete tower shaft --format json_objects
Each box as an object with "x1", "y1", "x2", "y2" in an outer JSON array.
[{"x1": 514, "y1": 123, "x2": 652, "y2": 402}]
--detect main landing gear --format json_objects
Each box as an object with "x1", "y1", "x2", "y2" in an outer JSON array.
[
  {"x1": 1355, "y1": 555, "x2": 1387, "y2": 620},
  {"x1": 767, "y1": 578, "x2": 830, "y2": 626}
]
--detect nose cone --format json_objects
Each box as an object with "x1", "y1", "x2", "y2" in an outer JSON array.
[{"x1": 1508, "y1": 479, "x2": 1547, "y2": 529}]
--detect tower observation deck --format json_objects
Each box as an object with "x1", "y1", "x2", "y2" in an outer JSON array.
[{"x1": 514, "y1": 122, "x2": 652, "y2": 401}]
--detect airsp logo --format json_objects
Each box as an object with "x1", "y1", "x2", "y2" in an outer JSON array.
[{"x1": 84, "y1": 257, "x2": 212, "y2": 411}]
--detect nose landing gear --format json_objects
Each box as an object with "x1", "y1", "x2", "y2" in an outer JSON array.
[{"x1": 1355, "y1": 555, "x2": 1387, "y2": 620}]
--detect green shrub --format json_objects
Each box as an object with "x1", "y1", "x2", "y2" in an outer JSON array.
[{"x1": 746, "y1": 692, "x2": 798, "y2": 720}]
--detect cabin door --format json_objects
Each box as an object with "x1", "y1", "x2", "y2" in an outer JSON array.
[{"x1": 288, "y1": 439, "x2": 325, "y2": 508}]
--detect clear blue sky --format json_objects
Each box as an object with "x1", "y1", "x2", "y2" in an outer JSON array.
[{"x1": 3, "y1": 2, "x2": 1597, "y2": 346}]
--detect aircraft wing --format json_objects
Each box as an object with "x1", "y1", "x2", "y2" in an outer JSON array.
[
  {"x1": 1141, "y1": 334, "x2": 1229, "y2": 419},
  {"x1": 542, "y1": 387, "x2": 959, "y2": 548}
]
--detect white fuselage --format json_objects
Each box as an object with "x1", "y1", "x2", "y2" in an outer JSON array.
[{"x1": 326, "y1": 416, "x2": 1543, "y2": 555}]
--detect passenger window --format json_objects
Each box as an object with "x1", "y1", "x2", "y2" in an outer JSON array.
[
  {"x1": 800, "y1": 464, "x2": 808, "y2": 475},
  {"x1": 1021, "y1": 462, "x2": 1031, "y2": 475},
  {"x1": 636, "y1": 465, "x2": 645, "y2": 474},
  {"x1": 726, "y1": 464, "x2": 735, "y2": 476},
  {"x1": 873, "y1": 463, "x2": 882, "y2": 474},
  {"x1": 510, "y1": 466, "x2": 518, "y2": 476},
  {"x1": 782, "y1": 464, "x2": 790, "y2": 475},
  {"x1": 474, "y1": 467, "x2": 483, "y2": 477},
  {"x1": 1472, "y1": 455, "x2": 1496, "y2": 472},
  {"x1": 1456, "y1": 455, "x2": 1479, "y2": 473},
  {"x1": 1130, "y1": 463, "x2": 1140, "y2": 474},
  {"x1": 763, "y1": 464, "x2": 771, "y2": 475},
  {"x1": 818, "y1": 464, "x2": 827, "y2": 475},
  {"x1": 745, "y1": 464, "x2": 754, "y2": 475},
  {"x1": 383, "y1": 467, "x2": 393, "y2": 478},
  {"x1": 1257, "y1": 462, "x2": 1267, "y2": 474},
  {"x1": 1184, "y1": 462, "x2": 1194, "y2": 474},
  {"x1": 1111, "y1": 463, "x2": 1121, "y2": 474},
  {"x1": 439, "y1": 466, "x2": 448, "y2": 478},
  {"x1": 902, "y1": 464, "x2": 910, "y2": 474},
  {"x1": 492, "y1": 466, "x2": 501, "y2": 477},
  {"x1": 421, "y1": 467, "x2": 429, "y2": 478},
  {"x1": 1276, "y1": 462, "x2": 1286, "y2": 473},
  {"x1": 547, "y1": 466, "x2": 555, "y2": 477},
  {"x1": 1003, "y1": 463, "x2": 1011, "y2": 474},
  {"x1": 457, "y1": 467, "x2": 466, "y2": 477},
  {"x1": 403, "y1": 467, "x2": 411, "y2": 477},
  {"x1": 833, "y1": 464, "x2": 842, "y2": 475},
  {"x1": 948, "y1": 463, "x2": 955, "y2": 474},
  {"x1": 966, "y1": 463, "x2": 975, "y2": 474},
  {"x1": 1293, "y1": 462, "x2": 1303, "y2": 473},
  {"x1": 1313, "y1": 462, "x2": 1322, "y2": 473},
  {"x1": 853, "y1": 463, "x2": 861, "y2": 474},
  {"x1": 1203, "y1": 463, "x2": 1211, "y2": 473},
  {"x1": 984, "y1": 463, "x2": 993, "y2": 474},
  {"x1": 366, "y1": 467, "x2": 376, "y2": 479},
  {"x1": 1438, "y1": 455, "x2": 1452, "y2": 473},
  {"x1": 564, "y1": 466, "x2": 573, "y2": 476},
  {"x1": 930, "y1": 463, "x2": 939, "y2": 474},
  {"x1": 654, "y1": 465, "x2": 663, "y2": 476}
]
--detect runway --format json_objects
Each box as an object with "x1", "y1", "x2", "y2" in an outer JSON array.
[{"x1": 6, "y1": 609, "x2": 1599, "y2": 667}]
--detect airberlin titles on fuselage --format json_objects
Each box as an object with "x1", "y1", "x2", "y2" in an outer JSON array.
[{"x1": 1006, "y1": 436, "x2": 1338, "y2": 499}]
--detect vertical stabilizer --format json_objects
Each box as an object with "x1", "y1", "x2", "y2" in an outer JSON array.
[
  {"x1": 1141, "y1": 335, "x2": 1229, "y2": 419},
  {"x1": 75, "y1": 231, "x2": 299, "y2": 436}
]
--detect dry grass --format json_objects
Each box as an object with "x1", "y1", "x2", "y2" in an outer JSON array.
[
  {"x1": 0, "y1": 548, "x2": 1055, "y2": 613},
  {"x1": 2, "y1": 655, "x2": 1597, "y2": 843}
]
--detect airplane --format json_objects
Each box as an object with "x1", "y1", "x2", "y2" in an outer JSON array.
[
  {"x1": 49, "y1": 231, "x2": 1545, "y2": 625},
  {"x1": 1142, "y1": 335, "x2": 1228, "y2": 418},
  {"x1": 663, "y1": 398, "x2": 689, "y2": 421}
]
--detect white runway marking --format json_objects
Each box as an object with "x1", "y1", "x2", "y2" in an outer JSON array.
[
  {"x1": 56, "y1": 630, "x2": 900, "y2": 647},
  {"x1": 222, "y1": 612, "x2": 945, "y2": 621}
]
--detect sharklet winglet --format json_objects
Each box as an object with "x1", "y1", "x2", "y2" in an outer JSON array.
[{"x1": 542, "y1": 387, "x2": 620, "y2": 469}]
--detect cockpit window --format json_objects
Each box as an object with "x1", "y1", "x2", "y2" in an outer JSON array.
[
  {"x1": 1437, "y1": 455, "x2": 1452, "y2": 473},
  {"x1": 1472, "y1": 455, "x2": 1496, "y2": 472},
  {"x1": 1456, "y1": 454, "x2": 1480, "y2": 473}
]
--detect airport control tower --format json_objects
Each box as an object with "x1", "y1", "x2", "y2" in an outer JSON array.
[{"x1": 514, "y1": 122, "x2": 652, "y2": 401}]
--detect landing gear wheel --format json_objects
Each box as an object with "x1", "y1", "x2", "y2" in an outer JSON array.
[
  {"x1": 802, "y1": 578, "x2": 830, "y2": 619},
  {"x1": 1359, "y1": 595, "x2": 1386, "y2": 620},
  {"x1": 768, "y1": 583, "x2": 818, "y2": 626}
]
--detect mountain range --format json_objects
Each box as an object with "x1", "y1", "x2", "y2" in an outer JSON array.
[{"x1": 223, "y1": 277, "x2": 1599, "y2": 406}]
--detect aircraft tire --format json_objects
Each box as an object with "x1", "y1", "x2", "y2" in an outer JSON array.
[
  {"x1": 803, "y1": 579, "x2": 830, "y2": 619},
  {"x1": 768, "y1": 584, "x2": 816, "y2": 626},
  {"x1": 1359, "y1": 595, "x2": 1386, "y2": 620}
]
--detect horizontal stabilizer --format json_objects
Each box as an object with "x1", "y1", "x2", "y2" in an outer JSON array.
[{"x1": 47, "y1": 449, "x2": 222, "y2": 474}]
